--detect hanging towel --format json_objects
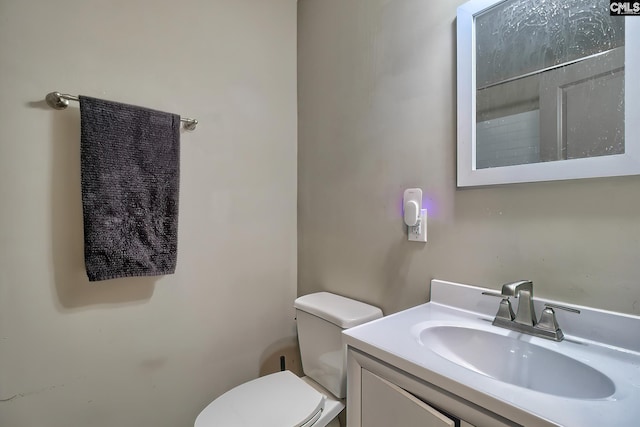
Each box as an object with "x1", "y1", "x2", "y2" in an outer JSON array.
[{"x1": 79, "y1": 96, "x2": 180, "y2": 282}]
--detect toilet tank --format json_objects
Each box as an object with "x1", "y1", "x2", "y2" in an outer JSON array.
[{"x1": 294, "y1": 292, "x2": 383, "y2": 399}]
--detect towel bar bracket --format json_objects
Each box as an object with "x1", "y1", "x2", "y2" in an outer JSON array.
[
  {"x1": 45, "y1": 91, "x2": 198, "y2": 131},
  {"x1": 46, "y1": 91, "x2": 73, "y2": 110},
  {"x1": 182, "y1": 118, "x2": 198, "y2": 131}
]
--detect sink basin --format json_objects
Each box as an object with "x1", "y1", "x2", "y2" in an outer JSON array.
[
  {"x1": 344, "y1": 280, "x2": 640, "y2": 426},
  {"x1": 418, "y1": 325, "x2": 615, "y2": 399}
]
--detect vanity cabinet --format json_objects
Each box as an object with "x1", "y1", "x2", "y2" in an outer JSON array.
[{"x1": 347, "y1": 348, "x2": 517, "y2": 427}]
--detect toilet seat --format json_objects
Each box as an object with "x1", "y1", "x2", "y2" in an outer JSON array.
[{"x1": 195, "y1": 370, "x2": 326, "y2": 427}]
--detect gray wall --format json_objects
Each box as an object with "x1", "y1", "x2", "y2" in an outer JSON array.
[
  {"x1": 298, "y1": 0, "x2": 640, "y2": 316},
  {"x1": 0, "y1": 1, "x2": 297, "y2": 426}
]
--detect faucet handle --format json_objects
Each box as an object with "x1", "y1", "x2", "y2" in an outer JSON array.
[
  {"x1": 482, "y1": 292, "x2": 515, "y2": 321},
  {"x1": 535, "y1": 303, "x2": 580, "y2": 340},
  {"x1": 544, "y1": 303, "x2": 581, "y2": 314},
  {"x1": 481, "y1": 291, "x2": 504, "y2": 298},
  {"x1": 495, "y1": 298, "x2": 515, "y2": 321}
]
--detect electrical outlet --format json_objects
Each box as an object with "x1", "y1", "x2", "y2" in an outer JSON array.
[{"x1": 408, "y1": 209, "x2": 427, "y2": 242}]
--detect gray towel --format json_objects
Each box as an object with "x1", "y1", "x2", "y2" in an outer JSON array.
[{"x1": 79, "y1": 96, "x2": 180, "y2": 281}]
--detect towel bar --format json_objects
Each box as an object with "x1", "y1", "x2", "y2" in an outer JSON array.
[{"x1": 45, "y1": 91, "x2": 198, "y2": 131}]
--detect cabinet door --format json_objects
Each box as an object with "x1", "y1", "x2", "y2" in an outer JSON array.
[{"x1": 361, "y1": 369, "x2": 455, "y2": 427}]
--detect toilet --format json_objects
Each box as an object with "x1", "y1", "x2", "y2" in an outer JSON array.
[{"x1": 195, "y1": 292, "x2": 383, "y2": 427}]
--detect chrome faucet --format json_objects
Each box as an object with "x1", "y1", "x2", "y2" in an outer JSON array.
[
  {"x1": 500, "y1": 280, "x2": 536, "y2": 326},
  {"x1": 482, "y1": 280, "x2": 580, "y2": 341}
]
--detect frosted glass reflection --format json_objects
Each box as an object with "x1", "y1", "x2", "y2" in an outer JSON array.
[
  {"x1": 476, "y1": 0, "x2": 624, "y2": 88},
  {"x1": 474, "y1": 0, "x2": 625, "y2": 169}
]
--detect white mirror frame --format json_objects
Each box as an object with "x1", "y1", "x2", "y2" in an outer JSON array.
[{"x1": 457, "y1": 0, "x2": 640, "y2": 187}]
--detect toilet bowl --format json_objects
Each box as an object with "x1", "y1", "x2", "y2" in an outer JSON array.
[
  {"x1": 195, "y1": 371, "x2": 343, "y2": 427},
  {"x1": 194, "y1": 292, "x2": 383, "y2": 427}
]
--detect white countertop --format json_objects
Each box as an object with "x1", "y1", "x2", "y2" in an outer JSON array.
[{"x1": 343, "y1": 279, "x2": 640, "y2": 427}]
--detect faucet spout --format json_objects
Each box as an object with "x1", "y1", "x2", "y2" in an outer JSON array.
[
  {"x1": 501, "y1": 280, "x2": 533, "y2": 297},
  {"x1": 501, "y1": 280, "x2": 536, "y2": 326}
]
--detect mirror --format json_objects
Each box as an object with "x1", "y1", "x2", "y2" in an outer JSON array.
[{"x1": 457, "y1": 0, "x2": 640, "y2": 187}]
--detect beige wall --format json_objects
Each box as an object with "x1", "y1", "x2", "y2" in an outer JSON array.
[
  {"x1": 298, "y1": 0, "x2": 640, "y2": 316},
  {"x1": 0, "y1": 1, "x2": 297, "y2": 426}
]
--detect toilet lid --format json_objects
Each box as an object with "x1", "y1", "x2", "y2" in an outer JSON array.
[{"x1": 195, "y1": 371, "x2": 325, "y2": 427}]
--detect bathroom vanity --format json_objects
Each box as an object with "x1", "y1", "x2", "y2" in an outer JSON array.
[{"x1": 343, "y1": 280, "x2": 640, "y2": 426}]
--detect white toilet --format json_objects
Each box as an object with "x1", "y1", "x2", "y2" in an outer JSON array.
[{"x1": 195, "y1": 292, "x2": 383, "y2": 427}]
